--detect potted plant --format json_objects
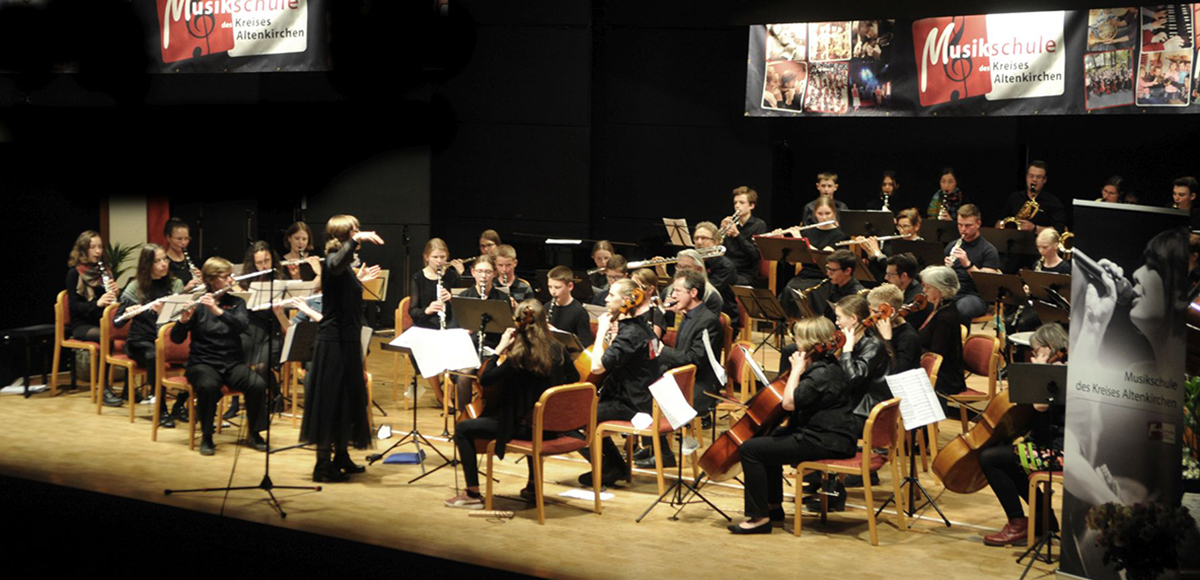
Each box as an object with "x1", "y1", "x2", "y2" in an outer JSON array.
[
  {"x1": 105, "y1": 241, "x2": 142, "y2": 286},
  {"x1": 1087, "y1": 501, "x2": 1195, "y2": 580},
  {"x1": 1185, "y1": 375, "x2": 1200, "y2": 493}
]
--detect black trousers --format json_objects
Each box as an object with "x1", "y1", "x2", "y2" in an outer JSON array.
[
  {"x1": 740, "y1": 434, "x2": 833, "y2": 518},
  {"x1": 124, "y1": 341, "x2": 159, "y2": 411},
  {"x1": 186, "y1": 363, "x2": 267, "y2": 437},
  {"x1": 453, "y1": 417, "x2": 534, "y2": 489},
  {"x1": 979, "y1": 445, "x2": 1052, "y2": 522},
  {"x1": 70, "y1": 324, "x2": 100, "y2": 342}
]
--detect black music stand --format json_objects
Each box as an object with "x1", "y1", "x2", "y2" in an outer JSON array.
[
  {"x1": 979, "y1": 228, "x2": 1038, "y2": 273},
  {"x1": 1009, "y1": 363, "x2": 1067, "y2": 580},
  {"x1": 269, "y1": 321, "x2": 318, "y2": 454},
  {"x1": 374, "y1": 340, "x2": 458, "y2": 483},
  {"x1": 872, "y1": 370, "x2": 951, "y2": 527},
  {"x1": 918, "y1": 218, "x2": 957, "y2": 244},
  {"x1": 1020, "y1": 270, "x2": 1071, "y2": 307},
  {"x1": 839, "y1": 210, "x2": 894, "y2": 239},
  {"x1": 970, "y1": 271, "x2": 1029, "y2": 328},
  {"x1": 891, "y1": 240, "x2": 947, "y2": 271},
  {"x1": 732, "y1": 285, "x2": 789, "y2": 358},
  {"x1": 754, "y1": 235, "x2": 814, "y2": 267},
  {"x1": 1032, "y1": 301, "x2": 1069, "y2": 325},
  {"x1": 454, "y1": 297, "x2": 514, "y2": 358}
]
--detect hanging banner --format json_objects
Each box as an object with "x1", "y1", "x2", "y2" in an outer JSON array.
[
  {"x1": 745, "y1": 5, "x2": 1199, "y2": 117},
  {"x1": 1061, "y1": 201, "x2": 1188, "y2": 579},
  {"x1": 138, "y1": 0, "x2": 329, "y2": 72}
]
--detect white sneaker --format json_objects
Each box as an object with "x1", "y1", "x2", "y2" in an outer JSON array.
[{"x1": 444, "y1": 492, "x2": 484, "y2": 509}]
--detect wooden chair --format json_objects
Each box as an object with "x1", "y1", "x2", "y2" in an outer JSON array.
[
  {"x1": 953, "y1": 334, "x2": 1002, "y2": 431},
  {"x1": 155, "y1": 323, "x2": 197, "y2": 448},
  {"x1": 691, "y1": 312, "x2": 732, "y2": 447},
  {"x1": 484, "y1": 382, "x2": 599, "y2": 524},
  {"x1": 593, "y1": 365, "x2": 699, "y2": 496},
  {"x1": 98, "y1": 304, "x2": 147, "y2": 421},
  {"x1": 1027, "y1": 470, "x2": 1063, "y2": 548},
  {"x1": 393, "y1": 296, "x2": 413, "y2": 410},
  {"x1": 796, "y1": 397, "x2": 907, "y2": 545},
  {"x1": 51, "y1": 290, "x2": 101, "y2": 400},
  {"x1": 910, "y1": 353, "x2": 944, "y2": 472}
]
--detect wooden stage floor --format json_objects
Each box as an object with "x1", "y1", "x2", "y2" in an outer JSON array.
[{"x1": 0, "y1": 335, "x2": 1061, "y2": 580}]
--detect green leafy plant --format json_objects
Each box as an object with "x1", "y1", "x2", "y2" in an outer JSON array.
[
  {"x1": 1087, "y1": 502, "x2": 1195, "y2": 580},
  {"x1": 1185, "y1": 375, "x2": 1200, "y2": 468},
  {"x1": 105, "y1": 241, "x2": 142, "y2": 286}
]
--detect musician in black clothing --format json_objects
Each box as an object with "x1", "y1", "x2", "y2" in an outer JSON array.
[
  {"x1": 494, "y1": 244, "x2": 535, "y2": 303},
  {"x1": 657, "y1": 249, "x2": 724, "y2": 322},
  {"x1": 867, "y1": 284, "x2": 922, "y2": 375},
  {"x1": 834, "y1": 295, "x2": 892, "y2": 432},
  {"x1": 884, "y1": 253, "x2": 931, "y2": 325},
  {"x1": 409, "y1": 238, "x2": 460, "y2": 330},
  {"x1": 163, "y1": 218, "x2": 202, "y2": 292},
  {"x1": 590, "y1": 255, "x2": 629, "y2": 307},
  {"x1": 112, "y1": 244, "x2": 184, "y2": 420},
  {"x1": 635, "y1": 270, "x2": 722, "y2": 470},
  {"x1": 729, "y1": 317, "x2": 857, "y2": 534},
  {"x1": 64, "y1": 230, "x2": 118, "y2": 343},
  {"x1": 779, "y1": 199, "x2": 850, "y2": 318},
  {"x1": 578, "y1": 278, "x2": 659, "y2": 488},
  {"x1": 170, "y1": 257, "x2": 268, "y2": 456},
  {"x1": 453, "y1": 254, "x2": 511, "y2": 406},
  {"x1": 998, "y1": 160, "x2": 1067, "y2": 233},
  {"x1": 802, "y1": 172, "x2": 850, "y2": 226},
  {"x1": 545, "y1": 266, "x2": 594, "y2": 345},
  {"x1": 917, "y1": 266, "x2": 967, "y2": 397},
  {"x1": 721, "y1": 186, "x2": 768, "y2": 286},
  {"x1": 945, "y1": 204, "x2": 1000, "y2": 322},
  {"x1": 281, "y1": 221, "x2": 322, "y2": 283},
  {"x1": 444, "y1": 300, "x2": 581, "y2": 509},
  {"x1": 588, "y1": 240, "x2": 615, "y2": 294},
  {"x1": 231, "y1": 241, "x2": 289, "y2": 419},
  {"x1": 865, "y1": 170, "x2": 899, "y2": 211},
  {"x1": 695, "y1": 221, "x2": 739, "y2": 327}
]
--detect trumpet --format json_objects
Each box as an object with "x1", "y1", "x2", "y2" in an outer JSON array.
[
  {"x1": 762, "y1": 220, "x2": 838, "y2": 237},
  {"x1": 834, "y1": 234, "x2": 907, "y2": 247},
  {"x1": 1000, "y1": 198, "x2": 1040, "y2": 229},
  {"x1": 715, "y1": 209, "x2": 742, "y2": 239}
]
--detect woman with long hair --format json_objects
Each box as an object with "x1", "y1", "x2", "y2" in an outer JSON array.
[
  {"x1": 444, "y1": 300, "x2": 580, "y2": 508},
  {"x1": 299, "y1": 215, "x2": 384, "y2": 482},
  {"x1": 928, "y1": 167, "x2": 965, "y2": 220},
  {"x1": 231, "y1": 241, "x2": 288, "y2": 420},
  {"x1": 65, "y1": 230, "x2": 118, "y2": 343},
  {"x1": 112, "y1": 244, "x2": 184, "y2": 423},
  {"x1": 281, "y1": 221, "x2": 322, "y2": 284}
]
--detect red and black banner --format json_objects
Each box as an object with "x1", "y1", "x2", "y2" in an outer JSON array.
[
  {"x1": 139, "y1": 0, "x2": 328, "y2": 72},
  {"x1": 746, "y1": 6, "x2": 1199, "y2": 117}
]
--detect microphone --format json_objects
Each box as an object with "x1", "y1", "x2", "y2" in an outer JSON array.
[{"x1": 1072, "y1": 248, "x2": 1133, "y2": 305}]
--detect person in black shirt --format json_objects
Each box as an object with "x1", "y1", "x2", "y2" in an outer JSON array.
[
  {"x1": 281, "y1": 221, "x2": 322, "y2": 284},
  {"x1": 694, "y1": 221, "x2": 739, "y2": 327},
  {"x1": 859, "y1": 207, "x2": 923, "y2": 282},
  {"x1": 578, "y1": 278, "x2": 659, "y2": 488},
  {"x1": 494, "y1": 244, "x2": 534, "y2": 303},
  {"x1": 545, "y1": 265, "x2": 594, "y2": 345},
  {"x1": 163, "y1": 218, "x2": 202, "y2": 293},
  {"x1": 729, "y1": 317, "x2": 857, "y2": 534},
  {"x1": 409, "y1": 238, "x2": 461, "y2": 331},
  {"x1": 591, "y1": 255, "x2": 629, "y2": 307},
  {"x1": 1172, "y1": 176, "x2": 1200, "y2": 230},
  {"x1": 865, "y1": 170, "x2": 899, "y2": 211},
  {"x1": 170, "y1": 257, "x2": 267, "y2": 456},
  {"x1": 588, "y1": 240, "x2": 615, "y2": 295},
  {"x1": 884, "y1": 252, "x2": 932, "y2": 325},
  {"x1": 637, "y1": 270, "x2": 722, "y2": 469},
  {"x1": 656, "y1": 249, "x2": 724, "y2": 324},
  {"x1": 997, "y1": 160, "x2": 1066, "y2": 233},
  {"x1": 453, "y1": 254, "x2": 511, "y2": 406},
  {"x1": 299, "y1": 215, "x2": 384, "y2": 481},
  {"x1": 928, "y1": 167, "x2": 965, "y2": 220},
  {"x1": 112, "y1": 244, "x2": 184, "y2": 420},
  {"x1": 721, "y1": 186, "x2": 769, "y2": 286},
  {"x1": 867, "y1": 284, "x2": 922, "y2": 375},
  {"x1": 231, "y1": 241, "x2": 289, "y2": 420},
  {"x1": 834, "y1": 295, "x2": 892, "y2": 433},
  {"x1": 64, "y1": 230, "x2": 118, "y2": 343},
  {"x1": 944, "y1": 204, "x2": 1001, "y2": 323},
  {"x1": 779, "y1": 198, "x2": 850, "y2": 318},
  {"x1": 916, "y1": 266, "x2": 966, "y2": 397},
  {"x1": 802, "y1": 171, "x2": 850, "y2": 226},
  {"x1": 444, "y1": 300, "x2": 581, "y2": 509}
]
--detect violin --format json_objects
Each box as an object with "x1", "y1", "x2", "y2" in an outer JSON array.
[
  {"x1": 930, "y1": 389, "x2": 1034, "y2": 493},
  {"x1": 862, "y1": 294, "x2": 927, "y2": 328},
  {"x1": 698, "y1": 331, "x2": 845, "y2": 482},
  {"x1": 459, "y1": 307, "x2": 537, "y2": 422}
]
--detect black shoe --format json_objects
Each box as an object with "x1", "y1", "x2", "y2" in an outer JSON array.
[
  {"x1": 844, "y1": 472, "x2": 880, "y2": 488},
  {"x1": 222, "y1": 397, "x2": 240, "y2": 420},
  {"x1": 248, "y1": 433, "x2": 269, "y2": 452},
  {"x1": 174, "y1": 404, "x2": 190, "y2": 423},
  {"x1": 728, "y1": 521, "x2": 772, "y2": 534},
  {"x1": 200, "y1": 437, "x2": 216, "y2": 456},
  {"x1": 313, "y1": 463, "x2": 349, "y2": 483},
  {"x1": 634, "y1": 453, "x2": 676, "y2": 469},
  {"x1": 102, "y1": 388, "x2": 124, "y2": 407},
  {"x1": 578, "y1": 465, "x2": 623, "y2": 488},
  {"x1": 334, "y1": 450, "x2": 366, "y2": 474},
  {"x1": 270, "y1": 394, "x2": 285, "y2": 414},
  {"x1": 632, "y1": 446, "x2": 653, "y2": 462},
  {"x1": 768, "y1": 507, "x2": 785, "y2": 522},
  {"x1": 159, "y1": 410, "x2": 176, "y2": 429},
  {"x1": 802, "y1": 470, "x2": 823, "y2": 489},
  {"x1": 701, "y1": 415, "x2": 713, "y2": 430}
]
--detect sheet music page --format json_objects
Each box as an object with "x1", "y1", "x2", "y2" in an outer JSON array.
[
  {"x1": 392, "y1": 328, "x2": 482, "y2": 378},
  {"x1": 648, "y1": 374, "x2": 697, "y2": 431},
  {"x1": 361, "y1": 326, "x2": 373, "y2": 360},
  {"x1": 741, "y1": 346, "x2": 771, "y2": 387},
  {"x1": 885, "y1": 368, "x2": 946, "y2": 430},
  {"x1": 280, "y1": 324, "x2": 298, "y2": 365},
  {"x1": 156, "y1": 294, "x2": 195, "y2": 325},
  {"x1": 701, "y1": 331, "x2": 728, "y2": 385},
  {"x1": 662, "y1": 217, "x2": 693, "y2": 247}
]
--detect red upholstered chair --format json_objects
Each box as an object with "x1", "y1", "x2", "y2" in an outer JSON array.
[
  {"x1": 953, "y1": 334, "x2": 1002, "y2": 431},
  {"x1": 910, "y1": 353, "x2": 944, "y2": 472},
  {"x1": 98, "y1": 304, "x2": 148, "y2": 421},
  {"x1": 795, "y1": 397, "x2": 907, "y2": 545},
  {"x1": 484, "y1": 382, "x2": 599, "y2": 524},
  {"x1": 153, "y1": 323, "x2": 195, "y2": 445},
  {"x1": 51, "y1": 290, "x2": 101, "y2": 400},
  {"x1": 1027, "y1": 471, "x2": 1063, "y2": 547},
  {"x1": 593, "y1": 364, "x2": 699, "y2": 496}
]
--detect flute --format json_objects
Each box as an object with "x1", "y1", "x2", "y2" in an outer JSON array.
[
  {"x1": 280, "y1": 256, "x2": 326, "y2": 267},
  {"x1": 834, "y1": 234, "x2": 908, "y2": 246},
  {"x1": 588, "y1": 245, "x2": 726, "y2": 275},
  {"x1": 762, "y1": 220, "x2": 837, "y2": 237}
]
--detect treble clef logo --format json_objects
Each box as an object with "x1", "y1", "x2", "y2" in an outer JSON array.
[
  {"x1": 187, "y1": 3, "x2": 216, "y2": 59},
  {"x1": 943, "y1": 16, "x2": 973, "y2": 101}
]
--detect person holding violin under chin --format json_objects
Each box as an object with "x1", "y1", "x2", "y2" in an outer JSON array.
[
  {"x1": 729, "y1": 317, "x2": 857, "y2": 535},
  {"x1": 444, "y1": 300, "x2": 580, "y2": 509},
  {"x1": 979, "y1": 323, "x2": 1068, "y2": 547}
]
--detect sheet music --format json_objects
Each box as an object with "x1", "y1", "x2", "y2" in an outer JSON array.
[
  {"x1": 662, "y1": 217, "x2": 693, "y2": 247},
  {"x1": 648, "y1": 374, "x2": 697, "y2": 431},
  {"x1": 546, "y1": 239, "x2": 582, "y2": 245},
  {"x1": 361, "y1": 326, "x2": 373, "y2": 360},
  {"x1": 741, "y1": 346, "x2": 771, "y2": 387},
  {"x1": 884, "y1": 368, "x2": 946, "y2": 430},
  {"x1": 247, "y1": 280, "x2": 318, "y2": 311},
  {"x1": 390, "y1": 327, "x2": 482, "y2": 378},
  {"x1": 701, "y1": 331, "x2": 727, "y2": 385},
  {"x1": 156, "y1": 294, "x2": 196, "y2": 325},
  {"x1": 583, "y1": 304, "x2": 607, "y2": 320}
]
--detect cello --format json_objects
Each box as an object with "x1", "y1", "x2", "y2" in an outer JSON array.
[
  {"x1": 698, "y1": 331, "x2": 845, "y2": 482},
  {"x1": 459, "y1": 306, "x2": 539, "y2": 421}
]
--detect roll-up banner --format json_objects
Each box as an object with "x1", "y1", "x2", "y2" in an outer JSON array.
[
  {"x1": 746, "y1": 6, "x2": 1199, "y2": 117},
  {"x1": 1061, "y1": 200, "x2": 1189, "y2": 579}
]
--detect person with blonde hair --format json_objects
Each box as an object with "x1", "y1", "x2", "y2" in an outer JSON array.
[{"x1": 300, "y1": 215, "x2": 384, "y2": 481}]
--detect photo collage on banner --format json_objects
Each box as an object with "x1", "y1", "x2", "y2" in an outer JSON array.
[
  {"x1": 1135, "y1": 4, "x2": 1194, "y2": 106},
  {"x1": 1086, "y1": 8, "x2": 1138, "y2": 110},
  {"x1": 759, "y1": 19, "x2": 895, "y2": 115},
  {"x1": 1061, "y1": 201, "x2": 1189, "y2": 580}
]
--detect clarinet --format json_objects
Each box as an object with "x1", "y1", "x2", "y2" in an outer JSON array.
[
  {"x1": 96, "y1": 261, "x2": 114, "y2": 293},
  {"x1": 547, "y1": 299, "x2": 556, "y2": 327},
  {"x1": 436, "y1": 265, "x2": 447, "y2": 330},
  {"x1": 183, "y1": 250, "x2": 201, "y2": 279}
]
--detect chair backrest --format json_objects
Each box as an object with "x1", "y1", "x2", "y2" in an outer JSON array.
[
  {"x1": 724, "y1": 340, "x2": 754, "y2": 398},
  {"x1": 920, "y1": 352, "x2": 943, "y2": 391},
  {"x1": 100, "y1": 304, "x2": 127, "y2": 358},
  {"x1": 534, "y1": 382, "x2": 596, "y2": 435},
  {"x1": 662, "y1": 328, "x2": 677, "y2": 348},
  {"x1": 55, "y1": 290, "x2": 68, "y2": 343},
  {"x1": 396, "y1": 296, "x2": 413, "y2": 333},
  {"x1": 155, "y1": 322, "x2": 191, "y2": 380},
  {"x1": 962, "y1": 334, "x2": 1000, "y2": 390},
  {"x1": 718, "y1": 312, "x2": 732, "y2": 364},
  {"x1": 664, "y1": 364, "x2": 697, "y2": 407},
  {"x1": 863, "y1": 397, "x2": 903, "y2": 451}
]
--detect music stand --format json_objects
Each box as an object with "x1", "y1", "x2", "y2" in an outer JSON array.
[
  {"x1": 268, "y1": 321, "x2": 318, "y2": 454},
  {"x1": 732, "y1": 285, "x2": 789, "y2": 358},
  {"x1": 891, "y1": 240, "x2": 947, "y2": 271},
  {"x1": 918, "y1": 218, "x2": 957, "y2": 244},
  {"x1": 839, "y1": 210, "x2": 895, "y2": 239},
  {"x1": 1032, "y1": 302, "x2": 1069, "y2": 325},
  {"x1": 874, "y1": 369, "x2": 951, "y2": 526},
  {"x1": 1009, "y1": 363, "x2": 1067, "y2": 579},
  {"x1": 549, "y1": 328, "x2": 586, "y2": 358},
  {"x1": 662, "y1": 218, "x2": 693, "y2": 247},
  {"x1": 969, "y1": 271, "x2": 1028, "y2": 328},
  {"x1": 1020, "y1": 270, "x2": 1071, "y2": 306},
  {"x1": 453, "y1": 297, "x2": 514, "y2": 358},
  {"x1": 754, "y1": 235, "x2": 815, "y2": 267},
  {"x1": 979, "y1": 228, "x2": 1037, "y2": 263}
]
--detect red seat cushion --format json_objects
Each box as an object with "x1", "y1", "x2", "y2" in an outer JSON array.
[
  {"x1": 113, "y1": 339, "x2": 126, "y2": 354},
  {"x1": 957, "y1": 388, "x2": 988, "y2": 399},
  {"x1": 507, "y1": 436, "x2": 588, "y2": 456},
  {"x1": 811, "y1": 452, "x2": 887, "y2": 472}
]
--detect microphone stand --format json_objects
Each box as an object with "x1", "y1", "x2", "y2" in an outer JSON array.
[{"x1": 165, "y1": 269, "x2": 319, "y2": 518}]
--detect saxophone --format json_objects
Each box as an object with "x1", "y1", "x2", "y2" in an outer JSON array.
[{"x1": 1000, "y1": 197, "x2": 1040, "y2": 229}]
